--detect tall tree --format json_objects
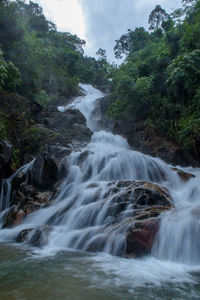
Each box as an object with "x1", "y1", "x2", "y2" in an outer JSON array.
[{"x1": 148, "y1": 5, "x2": 170, "y2": 30}]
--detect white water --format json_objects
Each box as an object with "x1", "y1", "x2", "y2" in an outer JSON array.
[
  {"x1": 58, "y1": 83, "x2": 104, "y2": 131},
  {"x1": 0, "y1": 160, "x2": 35, "y2": 226},
  {"x1": 1, "y1": 84, "x2": 200, "y2": 289}
]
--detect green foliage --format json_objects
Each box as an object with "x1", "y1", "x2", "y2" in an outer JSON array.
[
  {"x1": 11, "y1": 147, "x2": 20, "y2": 170},
  {"x1": 34, "y1": 89, "x2": 51, "y2": 106},
  {"x1": 0, "y1": 49, "x2": 22, "y2": 91},
  {"x1": 178, "y1": 114, "x2": 200, "y2": 154},
  {"x1": 23, "y1": 125, "x2": 53, "y2": 154},
  {"x1": 166, "y1": 50, "x2": 200, "y2": 103},
  {"x1": 148, "y1": 5, "x2": 170, "y2": 31},
  {"x1": 0, "y1": 0, "x2": 108, "y2": 100},
  {"x1": 110, "y1": 0, "x2": 200, "y2": 157}
]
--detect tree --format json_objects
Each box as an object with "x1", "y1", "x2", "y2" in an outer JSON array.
[
  {"x1": 96, "y1": 48, "x2": 106, "y2": 61},
  {"x1": 114, "y1": 27, "x2": 149, "y2": 59},
  {"x1": 148, "y1": 5, "x2": 170, "y2": 30},
  {"x1": 0, "y1": 49, "x2": 22, "y2": 91}
]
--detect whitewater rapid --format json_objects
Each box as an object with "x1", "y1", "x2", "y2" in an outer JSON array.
[{"x1": 1, "y1": 84, "x2": 200, "y2": 290}]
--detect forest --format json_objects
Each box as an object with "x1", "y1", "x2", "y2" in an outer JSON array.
[
  {"x1": 0, "y1": 0, "x2": 110, "y2": 168},
  {"x1": 109, "y1": 0, "x2": 200, "y2": 159},
  {"x1": 1, "y1": 0, "x2": 200, "y2": 161}
]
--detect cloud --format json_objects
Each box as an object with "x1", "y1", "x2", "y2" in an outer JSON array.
[
  {"x1": 77, "y1": 0, "x2": 182, "y2": 62},
  {"x1": 34, "y1": 0, "x2": 86, "y2": 39},
  {"x1": 33, "y1": 0, "x2": 182, "y2": 62}
]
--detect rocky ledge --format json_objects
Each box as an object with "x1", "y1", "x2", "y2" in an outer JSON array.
[
  {"x1": 113, "y1": 120, "x2": 198, "y2": 167},
  {"x1": 5, "y1": 177, "x2": 173, "y2": 258}
]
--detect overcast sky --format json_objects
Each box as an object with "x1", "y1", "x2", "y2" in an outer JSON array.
[{"x1": 34, "y1": 0, "x2": 182, "y2": 62}]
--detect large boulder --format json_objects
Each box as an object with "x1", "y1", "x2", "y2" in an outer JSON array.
[
  {"x1": 30, "y1": 154, "x2": 59, "y2": 189},
  {"x1": 85, "y1": 180, "x2": 172, "y2": 257},
  {"x1": 126, "y1": 218, "x2": 160, "y2": 257},
  {"x1": 2, "y1": 188, "x2": 54, "y2": 228},
  {"x1": 34, "y1": 108, "x2": 92, "y2": 151}
]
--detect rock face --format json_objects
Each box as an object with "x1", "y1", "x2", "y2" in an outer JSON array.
[
  {"x1": 34, "y1": 108, "x2": 92, "y2": 151},
  {"x1": 2, "y1": 146, "x2": 71, "y2": 228},
  {"x1": 113, "y1": 120, "x2": 198, "y2": 167},
  {"x1": 105, "y1": 180, "x2": 172, "y2": 257}
]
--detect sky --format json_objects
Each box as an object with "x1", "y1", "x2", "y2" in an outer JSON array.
[{"x1": 33, "y1": 0, "x2": 182, "y2": 62}]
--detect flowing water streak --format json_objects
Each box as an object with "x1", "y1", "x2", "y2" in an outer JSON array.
[
  {"x1": 58, "y1": 83, "x2": 104, "y2": 131},
  {"x1": 152, "y1": 173, "x2": 200, "y2": 264},
  {"x1": 0, "y1": 160, "x2": 35, "y2": 226}
]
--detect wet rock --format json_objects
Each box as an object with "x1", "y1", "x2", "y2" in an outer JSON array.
[
  {"x1": 12, "y1": 171, "x2": 27, "y2": 190},
  {"x1": 13, "y1": 209, "x2": 26, "y2": 226},
  {"x1": 42, "y1": 156, "x2": 59, "y2": 189},
  {"x1": 35, "y1": 107, "x2": 92, "y2": 151},
  {"x1": 77, "y1": 150, "x2": 93, "y2": 165},
  {"x1": 103, "y1": 180, "x2": 172, "y2": 257},
  {"x1": 171, "y1": 167, "x2": 195, "y2": 181},
  {"x1": 132, "y1": 181, "x2": 171, "y2": 207},
  {"x1": 2, "y1": 205, "x2": 18, "y2": 228},
  {"x1": 31, "y1": 154, "x2": 59, "y2": 189},
  {"x1": 110, "y1": 181, "x2": 172, "y2": 209},
  {"x1": 126, "y1": 218, "x2": 160, "y2": 257},
  {"x1": 16, "y1": 226, "x2": 52, "y2": 247},
  {"x1": 49, "y1": 145, "x2": 71, "y2": 160},
  {"x1": 2, "y1": 185, "x2": 54, "y2": 228}
]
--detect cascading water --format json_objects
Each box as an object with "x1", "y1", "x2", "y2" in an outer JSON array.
[
  {"x1": 1, "y1": 84, "x2": 200, "y2": 299},
  {"x1": 152, "y1": 174, "x2": 200, "y2": 264},
  {"x1": 0, "y1": 160, "x2": 35, "y2": 226}
]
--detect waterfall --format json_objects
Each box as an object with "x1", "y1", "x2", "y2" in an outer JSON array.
[
  {"x1": 0, "y1": 84, "x2": 199, "y2": 265},
  {"x1": 152, "y1": 174, "x2": 200, "y2": 264},
  {"x1": 0, "y1": 160, "x2": 35, "y2": 226}
]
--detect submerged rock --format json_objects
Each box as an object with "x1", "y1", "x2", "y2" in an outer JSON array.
[
  {"x1": 171, "y1": 167, "x2": 195, "y2": 181},
  {"x1": 16, "y1": 226, "x2": 52, "y2": 247}
]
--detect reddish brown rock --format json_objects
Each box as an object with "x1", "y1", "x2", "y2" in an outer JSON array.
[
  {"x1": 171, "y1": 167, "x2": 195, "y2": 181},
  {"x1": 13, "y1": 210, "x2": 25, "y2": 226},
  {"x1": 126, "y1": 218, "x2": 160, "y2": 257}
]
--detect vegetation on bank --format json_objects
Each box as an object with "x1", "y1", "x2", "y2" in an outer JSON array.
[
  {"x1": 0, "y1": 0, "x2": 111, "y2": 101},
  {"x1": 0, "y1": 0, "x2": 111, "y2": 167},
  {"x1": 109, "y1": 0, "x2": 200, "y2": 158}
]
